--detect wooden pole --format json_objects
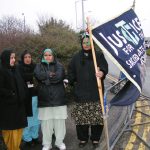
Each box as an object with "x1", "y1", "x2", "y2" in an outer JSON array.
[
  {"x1": 132, "y1": 0, "x2": 136, "y2": 10},
  {"x1": 87, "y1": 17, "x2": 110, "y2": 150}
]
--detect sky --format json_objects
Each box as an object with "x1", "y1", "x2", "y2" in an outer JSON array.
[{"x1": 0, "y1": 0, "x2": 150, "y2": 37}]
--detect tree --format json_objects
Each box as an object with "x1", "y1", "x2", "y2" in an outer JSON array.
[
  {"x1": 0, "y1": 15, "x2": 81, "y2": 67},
  {"x1": 37, "y1": 16, "x2": 80, "y2": 60},
  {"x1": 0, "y1": 15, "x2": 32, "y2": 52}
]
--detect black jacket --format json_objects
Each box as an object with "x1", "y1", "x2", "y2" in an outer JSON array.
[
  {"x1": 34, "y1": 60, "x2": 66, "y2": 107},
  {"x1": 68, "y1": 50, "x2": 108, "y2": 103},
  {"x1": 18, "y1": 62, "x2": 37, "y2": 116},
  {"x1": 0, "y1": 50, "x2": 27, "y2": 130}
]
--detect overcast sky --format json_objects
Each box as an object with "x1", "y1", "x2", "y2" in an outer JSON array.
[{"x1": 0, "y1": 0, "x2": 150, "y2": 36}]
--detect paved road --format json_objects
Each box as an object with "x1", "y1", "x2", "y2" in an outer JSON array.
[{"x1": 114, "y1": 95, "x2": 150, "y2": 150}]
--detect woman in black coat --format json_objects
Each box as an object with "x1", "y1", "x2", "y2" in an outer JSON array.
[
  {"x1": 68, "y1": 33, "x2": 108, "y2": 148},
  {"x1": 18, "y1": 50, "x2": 40, "y2": 147},
  {"x1": 18, "y1": 50, "x2": 36, "y2": 117},
  {"x1": 0, "y1": 49, "x2": 27, "y2": 150}
]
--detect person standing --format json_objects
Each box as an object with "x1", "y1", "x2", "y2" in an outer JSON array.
[
  {"x1": 0, "y1": 49, "x2": 27, "y2": 150},
  {"x1": 18, "y1": 50, "x2": 40, "y2": 148},
  {"x1": 67, "y1": 33, "x2": 108, "y2": 148},
  {"x1": 34, "y1": 48, "x2": 67, "y2": 150}
]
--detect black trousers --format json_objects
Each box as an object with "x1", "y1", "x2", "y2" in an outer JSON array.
[{"x1": 76, "y1": 125, "x2": 103, "y2": 141}]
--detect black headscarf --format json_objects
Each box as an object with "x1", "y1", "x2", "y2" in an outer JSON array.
[
  {"x1": 0, "y1": 48, "x2": 26, "y2": 105},
  {"x1": 20, "y1": 50, "x2": 33, "y2": 64},
  {"x1": 18, "y1": 50, "x2": 36, "y2": 82},
  {"x1": 19, "y1": 49, "x2": 35, "y2": 70},
  {"x1": 0, "y1": 48, "x2": 14, "y2": 68}
]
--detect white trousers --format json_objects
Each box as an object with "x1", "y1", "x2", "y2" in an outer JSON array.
[{"x1": 41, "y1": 119, "x2": 66, "y2": 147}]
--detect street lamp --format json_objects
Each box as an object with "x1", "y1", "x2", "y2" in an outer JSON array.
[
  {"x1": 75, "y1": 0, "x2": 79, "y2": 30},
  {"x1": 81, "y1": 0, "x2": 85, "y2": 30},
  {"x1": 75, "y1": 0, "x2": 87, "y2": 30},
  {"x1": 22, "y1": 13, "x2": 25, "y2": 32}
]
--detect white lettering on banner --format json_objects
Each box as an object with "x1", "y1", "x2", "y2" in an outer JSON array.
[
  {"x1": 116, "y1": 30, "x2": 127, "y2": 44},
  {"x1": 98, "y1": 17, "x2": 143, "y2": 56},
  {"x1": 99, "y1": 33, "x2": 119, "y2": 56},
  {"x1": 115, "y1": 20, "x2": 140, "y2": 45},
  {"x1": 139, "y1": 31, "x2": 144, "y2": 40},
  {"x1": 129, "y1": 23, "x2": 138, "y2": 33},
  {"x1": 126, "y1": 54, "x2": 139, "y2": 68},
  {"x1": 122, "y1": 44, "x2": 134, "y2": 55},
  {"x1": 108, "y1": 34, "x2": 123, "y2": 47},
  {"x1": 137, "y1": 45, "x2": 145, "y2": 57},
  {"x1": 133, "y1": 18, "x2": 142, "y2": 31},
  {"x1": 126, "y1": 45, "x2": 145, "y2": 68},
  {"x1": 129, "y1": 17, "x2": 142, "y2": 32}
]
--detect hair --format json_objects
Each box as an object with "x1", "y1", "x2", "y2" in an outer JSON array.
[{"x1": 21, "y1": 50, "x2": 31, "y2": 60}]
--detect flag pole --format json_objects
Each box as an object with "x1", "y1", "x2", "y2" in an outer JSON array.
[{"x1": 86, "y1": 17, "x2": 110, "y2": 150}]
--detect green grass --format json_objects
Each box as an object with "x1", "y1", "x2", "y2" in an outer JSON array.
[{"x1": 146, "y1": 48, "x2": 150, "y2": 56}]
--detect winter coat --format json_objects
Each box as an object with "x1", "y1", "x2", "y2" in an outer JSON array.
[
  {"x1": 18, "y1": 62, "x2": 37, "y2": 116},
  {"x1": 0, "y1": 50, "x2": 27, "y2": 130},
  {"x1": 67, "y1": 50, "x2": 108, "y2": 103},
  {"x1": 34, "y1": 60, "x2": 66, "y2": 107}
]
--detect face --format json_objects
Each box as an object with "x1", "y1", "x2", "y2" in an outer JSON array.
[
  {"x1": 82, "y1": 37, "x2": 91, "y2": 51},
  {"x1": 44, "y1": 51, "x2": 54, "y2": 63},
  {"x1": 10, "y1": 53, "x2": 16, "y2": 66},
  {"x1": 24, "y1": 53, "x2": 32, "y2": 64}
]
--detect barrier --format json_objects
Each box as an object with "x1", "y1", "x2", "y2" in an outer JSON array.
[{"x1": 98, "y1": 77, "x2": 150, "y2": 150}]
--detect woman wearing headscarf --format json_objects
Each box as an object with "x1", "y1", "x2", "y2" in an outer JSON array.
[
  {"x1": 0, "y1": 48, "x2": 27, "y2": 150},
  {"x1": 18, "y1": 50, "x2": 40, "y2": 148},
  {"x1": 67, "y1": 33, "x2": 108, "y2": 148},
  {"x1": 34, "y1": 48, "x2": 67, "y2": 150}
]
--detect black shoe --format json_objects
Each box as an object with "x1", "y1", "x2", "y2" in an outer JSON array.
[
  {"x1": 79, "y1": 141, "x2": 88, "y2": 148},
  {"x1": 92, "y1": 141, "x2": 99, "y2": 148},
  {"x1": 32, "y1": 138, "x2": 41, "y2": 145},
  {"x1": 21, "y1": 140, "x2": 34, "y2": 148}
]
